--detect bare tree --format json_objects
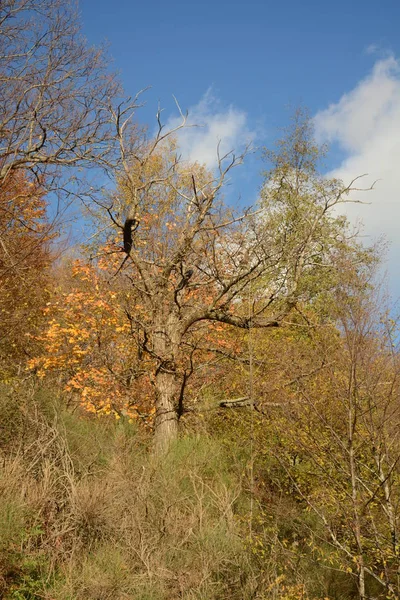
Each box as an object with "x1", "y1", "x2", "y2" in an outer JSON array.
[{"x1": 0, "y1": 0, "x2": 119, "y2": 189}]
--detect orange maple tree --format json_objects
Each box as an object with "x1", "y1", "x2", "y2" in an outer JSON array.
[{"x1": 30, "y1": 259, "x2": 156, "y2": 421}]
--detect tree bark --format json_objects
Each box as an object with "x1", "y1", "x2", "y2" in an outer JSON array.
[
  {"x1": 152, "y1": 313, "x2": 181, "y2": 452},
  {"x1": 153, "y1": 368, "x2": 179, "y2": 453}
]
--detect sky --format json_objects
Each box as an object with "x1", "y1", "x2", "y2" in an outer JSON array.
[{"x1": 81, "y1": 0, "x2": 400, "y2": 297}]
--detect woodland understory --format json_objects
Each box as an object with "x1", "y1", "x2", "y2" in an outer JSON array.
[{"x1": 1, "y1": 2, "x2": 400, "y2": 599}]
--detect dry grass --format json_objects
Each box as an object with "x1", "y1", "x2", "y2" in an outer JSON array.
[
  {"x1": 0, "y1": 381, "x2": 261, "y2": 600},
  {"x1": 0, "y1": 380, "x2": 358, "y2": 599}
]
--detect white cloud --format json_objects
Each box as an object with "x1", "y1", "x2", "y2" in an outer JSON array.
[
  {"x1": 314, "y1": 56, "x2": 400, "y2": 283},
  {"x1": 164, "y1": 89, "x2": 255, "y2": 170}
]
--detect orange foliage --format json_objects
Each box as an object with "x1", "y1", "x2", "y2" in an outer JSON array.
[{"x1": 30, "y1": 260, "x2": 155, "y2": 421}]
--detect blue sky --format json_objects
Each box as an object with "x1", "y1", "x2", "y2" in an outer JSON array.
[
  {"x1": 81, "y1": 0, "x2": 400, "y2": 296},
  {"x1": 81, "y1": 0, "x2": 399, "y2": 123}
]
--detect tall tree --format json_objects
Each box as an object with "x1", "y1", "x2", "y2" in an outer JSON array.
[
  {"x1": 33, "y1": 109, "x2": 372, "y2": 450},
  {"x1": 0, "y1": 0, "x2": 121, "y2": 374},
  {"x1": 86, "y1": 109, "x2": 372, "y2": 450}
]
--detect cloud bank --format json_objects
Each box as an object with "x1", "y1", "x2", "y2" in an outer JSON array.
[
  {"x1": 165, "y1": 90, "x2": 255, "y2": 170},
  {"x1": 314, "y1": 56, "x2": 400, "y2": 277}
]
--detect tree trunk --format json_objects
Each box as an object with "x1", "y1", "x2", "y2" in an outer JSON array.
[
  {"x1": 152, "y1": 313, "x2": 182, "y2": 453},
  {"x1": 153, "y1": 368, "x2": 179, "y2": 453}
]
